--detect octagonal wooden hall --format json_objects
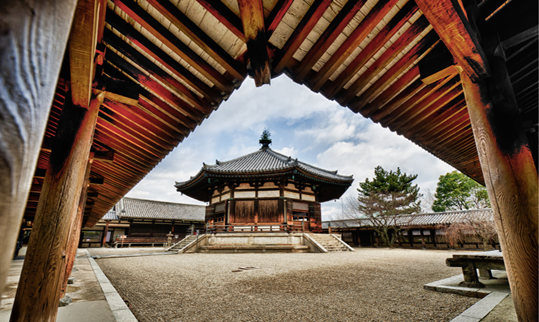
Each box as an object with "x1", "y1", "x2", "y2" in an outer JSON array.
[
  {"x1": 0, "y1": 0, "x2": 536, "y2": 321},
  {"x1": 175, "y1": 132, "x2": 353, "y2": 233}
]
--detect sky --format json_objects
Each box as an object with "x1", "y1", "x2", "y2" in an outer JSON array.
[{"x1": 126, "y1": 75, "x2": 455, "y2": 219}]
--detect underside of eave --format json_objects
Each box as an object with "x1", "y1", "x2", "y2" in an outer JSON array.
[{"x1": 22, "y1": 0, "x2": 536, "y2": 228}]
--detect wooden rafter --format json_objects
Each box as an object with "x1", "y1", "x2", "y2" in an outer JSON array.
[
  {"x1": 111, "y1": 0, "x2": 234, "y2": 93},
  {"x1": 415, "y1": 0, "x2": 489, "y2": 82},
  {"x1": 145, "y1": 0, "x2": 246, "y2": 81},
  {"x1": 104, "y1": 52, "x2": 204, "y2": 126},
  {"x1": 379, "y1": 71, "x2": 455, "y2": 126},
  {"x1": 325, "y1": 8, "x2": 425, "y2": 98},
  {"x1": 104, "y1": 29, "x2": 214, "y2": 115},
  {"x1": 265, "y1": 0, "x2": 294, "y2": 39},
  {"x1": 398, "y1": 86, "x2": 464, "y2": 134},
  {"x1": 195, "y1": 0, "x2": 244, "y2": 41},
  {"x1": 294, "y1": 0, "x2": 368, "y2": 82},
  {"x1": 273, "y1": 0, "x2": 333, "y2": 74},
  {"x1": 360, "y1": 65, "x2": 421, "y2": 118},
  {"x1": 370, "y1": 79, "x2": 426, "y2": 123},
  {"x1": 336, "y1": 16, "x2": 432, "y2": 105},
  {"x1": 344, "y1": 31, "x2": 439, "y2": 110},
  {"x1": 404, "y1": 95, "x2": 466, "y2": 138},
  {"x1": 102, "y1": 67, "x2": 193, "y2": 136},
  {"x1": 106, "y1": 10, "x2": 222, "y2": 104},
  {"x1": 238, "y1": 0, "x2": 271, "y2": 86},
  {"x1": 310, "y1": 0, "x2": 406, "y2": 91}
]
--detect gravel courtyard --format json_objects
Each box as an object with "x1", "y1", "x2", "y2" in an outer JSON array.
[{"x1": 93, "y1": 248, "x2": 478, "y2": 322}]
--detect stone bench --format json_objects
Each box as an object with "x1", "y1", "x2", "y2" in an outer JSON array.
[{"x1": 446, "y1": 250, "x2": 505, "y2": 288}]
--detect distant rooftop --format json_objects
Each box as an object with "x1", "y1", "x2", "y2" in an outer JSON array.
[
  {"x1": 102, "y1": 197, "x2": 205, "y2": 222},
  {"x1": 322, "y1": 208, "x2": 494, "y2": 229}
]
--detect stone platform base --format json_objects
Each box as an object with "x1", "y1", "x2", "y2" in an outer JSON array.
[
  {"x1": 198, "y1": 244, "x2": 310, "y2": 253},
  {"x1": 185, "y1": 233, "x2": 324, "y2": 253}
]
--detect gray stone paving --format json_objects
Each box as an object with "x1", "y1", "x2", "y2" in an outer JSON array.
[{"x1": 95, "y1": 248, "x2": 480, "y2": 322}]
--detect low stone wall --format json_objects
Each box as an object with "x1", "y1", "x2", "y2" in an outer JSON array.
[{"x1": 195, "y1": 233, "x2": 314, "y2": 253}]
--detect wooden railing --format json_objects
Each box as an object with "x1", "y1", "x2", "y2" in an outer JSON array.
[{"x1": 206, "y1": 223, "x2": 307, "y2": 233}]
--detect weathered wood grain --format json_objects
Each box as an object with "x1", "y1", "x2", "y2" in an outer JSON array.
[
  {"x1": 415, "y1": 0, "x2": 489, "y2": 82},
  {"x1": 273, "y1": 0, "x2": 333, "y2": 74},
  {"x1": 461, "y1": 65, "x2": 538, "y2": 321},
  {"x1": 11, "y1": 93, "x2": 104, "y2": 321},
  {"x1": 61, "y1": 156, "x2": 93, "y2": 298},
  {"x1": 310, "y1": 0, "x2": 405, "y2": 91},
  {"x1": 238, "y1": 0, "x2": 271, "y2": 86},
  {"x1": 0, "y1": 0, "x2": 77, "y2": 303},
  {"x1": 69, "y1": 0, "x2": 107, "y2": 108},
  {"x1": 294, "y1": 0, "x2": 368, "y2": 82}
]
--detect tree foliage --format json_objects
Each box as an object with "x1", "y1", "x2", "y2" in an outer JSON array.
[
  {"x1": 432, "y1": 171, "x2": 490, "y2": 212},
  {"x1": 357, "y1": 166, "x2": 421, "y2": 247}
]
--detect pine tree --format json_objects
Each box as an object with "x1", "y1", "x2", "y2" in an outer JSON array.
[{"x1": 357, "y1": 166, "x2": 421, "y2": 247}]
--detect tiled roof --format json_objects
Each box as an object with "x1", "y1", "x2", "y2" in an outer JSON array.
[
  {"x1": 176, "y1": 147, "x2": 353, "y2": 188},
  {"x1": 102, "y1": 211, "x2": 119, "y2": 221},
  {"x1": 101, "y1": 197, "x2": 205, "y2": 221},
  {"x1": 322, "y1": 209, "x2": 494, "y2": 229}
]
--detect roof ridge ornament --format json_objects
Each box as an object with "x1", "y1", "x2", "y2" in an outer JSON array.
[{"x1": 259, "y1": 129, "x2": 272, "y2": 149}]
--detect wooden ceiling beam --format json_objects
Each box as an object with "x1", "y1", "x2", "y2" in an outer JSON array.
[
  {"x1": 94, "y1": 126, "x2": 159, "y2": 170},
  {"x1": 98, "y1": 104, "x2": 176, "y2": 152},
  {"x1": 104, "y1": 54, "x2": 203, "y2": 126},
  {"x1": 238, "y1": 0, "x2": 271, "y2": 86},
  {"x1": 98, "y1": 106, "x2": 175, "y2": 153},
  {"x1": 104, "y1": 30, "x2": 214, "y2": 115},
  {"x1": 369, "y1": 79, "x2": 426, "y2": 123},
  {"x1": 102, "y1": 99, "x2": 181, "y2": 144},
  {"x1": 111, "y1": 0, "x2": 233, "y2": 93},
  {"x1": 69, "y1": 0, "x2": 107, "y2": 107},
  {"x1": 428, "y1": 121, "x2": 471, "y2": 147},
  {"x1": 415, "y1": 109, "x2": 469, "y2": 142},
  {"x1": 409, "y1": 99, "x2": 467, "y2": 140},
  {"x1": 324, "y1": 4, "x2": 423, "y2": 98},
  {"x1": 195, "y1": 0, "x2": 244, "y2": 41},
  {"x1": 415, "y1": 0, "x2": 488, "y2": 82},
  {"x1": 336, "y1": 17, "x2": 431, "y2": 105},
  {"x1": 145, "y1": 0, "x2": 246, "y2": 81},
  {"x1": 273, "y1": 0, "x2": 333, "y2": 74},
  {"x1": 311, "y1": 0, "x2": 409, "y2": 92},
  {"x1": 379, "y1": 74, "x2": 452, "y2": 127},
  {"x1": 103, "y1": 66, "x2": 191, "y2": 136},
  {"x1": 105, "y1": 9, "x2": 222, "y2": 104},
  {"x1": 343, "y1": 30, "x2": 439, "y2": 109},
  {"x1": 398, "y1": 90, "x2": 465, "y2": 136},
  {"x1": 359, "y1": 65, "x2": 421, "y2": 118},
  {"x1": 294, "y1": 0, "x2": 368, "y2": 82},
  {"x1": 93, "y1": 149, "x2": 115, "y2": 162},
  {"x1": 265, "y1": 0, "x2": 294, "y2": 39},
  {"x1": 391, "y1": 75, "x2": 462, "y2": 128}
]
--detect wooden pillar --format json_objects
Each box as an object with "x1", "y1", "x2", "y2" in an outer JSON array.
[
  {"x1": 61, "y1": 156, "x2": 93, "y2": 298},
  {"x1": 420, "y1": 229, "x2": 426, "y2": 249},
  {"x1": 431, "y1": 229, "x2": 437, "y2": 248},
  {"x1": 408, "y1": 230, "x2": 414, "y2": 247},
  {"x1": 397, "y1": 231, "x2": 402, "y2": 248},
  {"x1": 102, "y1": 220, "x2": 110, "y2": 247},
  {"x1": 461, "y1": 57, "x2": 538, "y2": 320},
  {"x1": 10, "y1": 93, "x2": 104, "y2": 322},
  {"x1": 0, "y1": 0, "x2": 77, "y2": 299}
]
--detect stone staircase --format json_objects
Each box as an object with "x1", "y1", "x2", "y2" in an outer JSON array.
[
  {"x1": 307, "y1": 234, "x2": 354, "y2": 252},
  {"x1": 165, "y1": 235, "x2": 199, "y2": 253}
]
